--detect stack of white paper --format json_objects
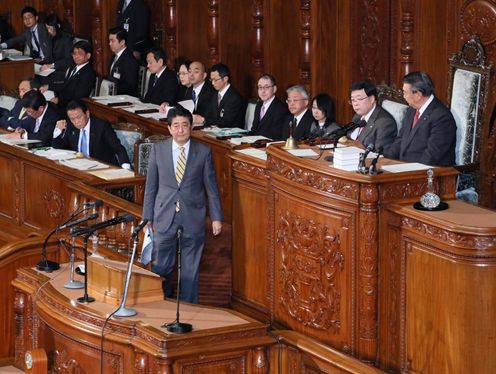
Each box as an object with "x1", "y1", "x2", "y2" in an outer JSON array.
[
  {"x1": 59, "y1": 158, "x2": 109, "y2": 171},
  {"x1": 333, "y1": 146, "x2": 362, "y2": 170},
  {"x1": 229, "y1": 135, "x2": 269, "y2": 145}
]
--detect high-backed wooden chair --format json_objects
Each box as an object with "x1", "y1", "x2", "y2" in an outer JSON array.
[
  {"x1": 376, "y1": 83, "x2": 409, "y2": 131},
  {"x1": 447, "y1": 35, "x2": 493, "y2": 204}
]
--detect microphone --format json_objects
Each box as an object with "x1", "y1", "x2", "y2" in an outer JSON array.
[
  {"x1": 83, "y1": 199, "x2": 103, "y2": 208},
  {"x1": 369, "y1": 146, "x2": 384, "y2": 175},
  {"x1": 58, "y1": 212, "x2": 98, "y2": 230},
  {"x1": 358, "y1": 143, "x2": 375, "y2": 173},
  {"x1": 72, "y1": 213, "x2": 134, "y2": 236},
  {"x1": 324, "y1": 120, "x2": 366, "y2": 141},
  {"x1": 132, "y1": 219, "x2": 149, "y2": 237}
]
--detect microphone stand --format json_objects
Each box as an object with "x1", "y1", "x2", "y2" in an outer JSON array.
[
  {"x1": 77, "y1": 232, "x2": 96, "y2": 303},
  {"x1": 163, "y1": 226, "x2": 192, "y2": 333},
  {"x1": 113, "y1": 234, "x2": 140, "y2": 317},
  {"x1": 64, "y1": 227, "x2": 84, "y2": 289},
  {"x1": 37, "y1": 229, "x2": 61, "y2": 272}
]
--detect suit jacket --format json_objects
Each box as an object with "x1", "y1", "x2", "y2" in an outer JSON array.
[
  {"x1": 142, "y1": 138, "x2": 222, "y2": 234},
  {"x1": 39, "y1": 32, "x2": 74, "y2": 85},
  {"x1": 282, "y1": 109, "x2": 313, "y2": 140},
  {"x1": 25, "y1": 103, "x2": 59, "y2": 146},
  {"x1": 50, "y1": 63, "x2": 97, "y2": 111},
  {"x1": 204, "y1": 85, "x2": 245, "y2": 128},
  {"x1": 0, "y1": 100, "x2": 35, "y2": 130},
  {"x1": 309, "y1": 120, "x2": 340, "y2": 138},
  {"x1": 354, "y1": 105, "x2": 397, "y2": 150},
  {"x1": 383, "y1": 97, "x2": 457, "y2": 166},
  {"x1": 250, "y1": 97, "x2": 289, "y2": 140},
  {"x1": 143, "y1": 68, "x2": 178, "y2": 105},
  {"x1": 51, "y1": 116, "x2": 130, "y2": 166},
  {"x1": 4, "y1": 22, "x2": 52, "y2": 60},
  {"x1": 109, "y1": 47, "x2": 139, "y2": 96},
  {"x1": 116, "y1": 0, "x2": 150, "y2": 53},
  {"x1": 184, "y1": 82, "x2": 216, "y2": 118}
]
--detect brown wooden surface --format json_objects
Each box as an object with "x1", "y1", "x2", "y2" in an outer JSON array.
[
  {"x1": 0, "y1": 59, "x2": 34, "y2": 92},
  {"x1": 380, "y1": 200, "x2": 496, "y2": 373}
]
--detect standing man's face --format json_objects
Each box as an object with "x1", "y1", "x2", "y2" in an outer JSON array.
[{"x1": 168, "y1": 116, "x2": 192, "y2": 146}]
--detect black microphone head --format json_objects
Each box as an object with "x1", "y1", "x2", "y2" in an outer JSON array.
[
  {"x1": 94, "y1": 199, "x2": 103, "y2": 208},
  {"x1": 122, "y1": 213, "x2": 134, "y2": 222},
  {"x1": 84, "y1": 199, "x2": 103, "y2": 208},
  {"x1": 366, "y1": 143, "x2": 375, "y2": 151}
]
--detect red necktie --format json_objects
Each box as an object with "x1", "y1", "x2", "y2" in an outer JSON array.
[{"x1": 412, "y1": 110, "x2": 420, "y2": 128}]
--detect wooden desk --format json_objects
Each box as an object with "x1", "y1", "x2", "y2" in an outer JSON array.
[
  {"x1": 229, "y1": 144, "x2": 459, "y2": 364},
  {"x1": 12, "y1": 265, "x2": 274, "y2": 373},
  {"x1": 0, "y1": 59, "x2": 34, "y2": 91}
]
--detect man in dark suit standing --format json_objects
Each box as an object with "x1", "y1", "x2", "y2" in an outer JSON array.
[
  {"x1": 4, "y1": 90, "x2": 59, "y2": 146},
  {"x1": 250, "y1": 74, "x2": 289, "y2": 140},
  {"x1": 108, "y1": 27, "x2": 139, "y2": 96},
  {"x1": 41, "y1": 41, "x2": 96, "y2": 113},
  {"x1": 347, "y1": 80, "x2": 397, "y2": 150},
  {"x1": 51, "y1": 100, "x2": 131, "y2": 167},
  {"x1": 143, "y1": 48, "x2": 178, "y2": 105},
  {"x1": 197, "y1": 63, "x2": 245, "y2": 128},
  {"x1": 142, "y1": 107, "x2": 222, "y2": 304},
  {"x1": 283, "y1": 85, "x2": 313, "y2": 140},
  {"x1": 384, "y1": 71, "x2": 457, "y2": 166},
  {"x1": 0, "y1": 77, "x2": 39, "y2": 130},
  {"x1": 1, "y1": 7, "x2": 52, "y2": 61},
  {"x1": 115, "y1": 0, "x2": 150, "y2": 57}
]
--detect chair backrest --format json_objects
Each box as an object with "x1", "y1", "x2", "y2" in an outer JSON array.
[
  {"x1": 90, "y1": 76, "x2": 100, "y2": 97},
  {"x1": 137, "y1": 65, "x2": 148, "y2": 98},
  {"x1": 137, "y1": 135, "x2": 168, "y2": 175},
  {"x1": 0, "y1": 94, "x2": 17, "y2": 111},
  {"x1": 244, "y1": 99, "x2": 258, "y2": 131},
  {"x1": 112, "y1": 122, "x2": 144, "y2": 166},
  {"x1": 447, "y1": 35, "x2": 492, "y2": 167},
  {"x1": 377, "y1": 84, "x2": 409, "y2": 132},
  {"x1": 98, "y1": 78, "x2": 116, "y2": 96}
]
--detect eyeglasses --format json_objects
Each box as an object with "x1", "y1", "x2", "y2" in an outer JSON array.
[
  {"x1": 257, "y1": 85, "x2": 274, "y2": 90},
  {"x1": 209, "y1": 76, "x2": 224, "y2": 83},
  {"x1": 286, "y1": 98, "x2": 306, "y2": 104},
  {"x1": 348, "y1": 96, "x2": 369, "y2": 104}
]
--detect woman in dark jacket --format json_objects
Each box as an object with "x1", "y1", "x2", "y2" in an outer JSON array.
[{"x1": 309, "y1": 93, "x2": 340, "y2": 138}]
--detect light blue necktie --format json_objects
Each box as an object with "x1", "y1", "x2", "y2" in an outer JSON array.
[{"x1": 81, "y1": 129, "x2": 88, "y2": 157}]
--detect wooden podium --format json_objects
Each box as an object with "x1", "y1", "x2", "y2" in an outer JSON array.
[{"x1": 87, "y1": 256, "x2": 163, "y2": 305}]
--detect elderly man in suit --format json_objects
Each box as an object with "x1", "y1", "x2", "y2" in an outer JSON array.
[
  {"x1": 250, "y1": 74, "x2": 289, "y2": 140},
  {"x1": 347, "y1": 80, "x2": 397, "y2": 151},
  {"x1": 1, "y1": 6, "x2": 52, "y2": 61},
  {"x1": 4, "y1": 90, "x2": 59, "y2": 146},
  {"x1": 41, "y1": 40, "x2": 96, "y2": 113},
  {"x1": 108, "y1": 27, "x2": 139, "y2": 96},
  {"x1": 282, "y1": 85, "x2": 313, "y2": 140},
  {"x1": 143, "y1": 107, "x2": 222, "y2": 304},
  {"x1": 384, "y1": 71, "x2": 457, "y2": 166},
  {"x1": 51, "y1": 100, "x2": 131, "y2": 168},
  {"x1": 0, "y1": 77, "x2": 39, "y2": 130},
  {"x1": 143, "y1": 48, "x2": 178, "y2": 105}
]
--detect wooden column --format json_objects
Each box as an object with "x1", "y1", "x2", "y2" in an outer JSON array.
[
  {"x1": 299, "y1": 0, "x2": 311, "y2": 91},
  {"x1": 91, "y1": 0, "x2": 105, "y2": 77},
  {"x1": 164, "y1": 0, "x2": 177, "y2": 68},
  {"x1": 399, "y1": 0, "x2": 415, "y2": 79},
  {"x1": 207, "y1": 0, "x2": 220, "y2": 66},
  {"x1": 251, "y1": 0, "x2": 265, "y2": 98}
]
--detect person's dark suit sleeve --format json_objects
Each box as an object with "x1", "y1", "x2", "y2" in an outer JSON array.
[
  {"x1": 114, "y1": 54, "x2": 139, "y2": 96},
  {"x1": 417, "y1": 107, "x2": 456, "y2": 165},
  {"x1": 203, "y1": 149, "x2": 223, "y2": 222},
  {"x1": 52, "y1": 34, "x2": 74, "y2": 71},
  {"x1": 142, "y1": 144, "x2": 158, "y2": 222},
  {"x1": 28, "y1": 107, "x2": 59, "y2": 146}
]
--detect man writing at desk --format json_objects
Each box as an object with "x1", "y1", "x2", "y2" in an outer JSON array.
[
  {"x1": 51, "y1": 100, "x2": 131, "y2": 168},
  {"x1": 142, "y1": 106, "x2": 222, "y2": 304}
]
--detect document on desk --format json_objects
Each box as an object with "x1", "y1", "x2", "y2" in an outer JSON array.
[
  {"x1": 122, "y1": 102, "x2": 161, "y2": 114},
  {"x1": 32, "y1": 148, "x2": 77, "y2": 160},
  {"x1": 88, "y1": 168, "x2": 135, "y2": 180},
  {"x1": 287, "y1": 148, "x2": 319, "y2": 157},
  {"x1": 34, "y1": 63, "x2": 55, "y2": 76},
  {"x1": 0, "y1": 134, "x2": 40, "y2": 145},
  {"x1": 91, "y1": 95, "x2": 141, "y2": 105},
  {"x1": 229, "y1": 135, "x2": 269, "y2": 145},
  {"x1": 177, "y1": 99, "x2": 195, "y2": 114},
  {"x1": 235, "y1": 148, "x2": 267, "y2": 160},
  {"x1": 381, "y1": 162, "x2": 431, "y2": 173},
  {"x1": 59, "y1": 158, "x2": 109, "y2": 171}
]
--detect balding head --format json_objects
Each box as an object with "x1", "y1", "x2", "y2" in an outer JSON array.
[{"x1": 188, "y1": 61, "x2": 207, "y2": 87}]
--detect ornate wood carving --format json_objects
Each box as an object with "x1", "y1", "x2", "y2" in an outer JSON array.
[
  {"x1": 91, "y1": 0, "x2": 104, "y2": 76},
  {"x1": 461, "y1": 1, "x2": 496, "y2": 45},
  {"x1": 134, "y1": 350, "x2": 147, "y2": 374},
  {"x1": 268, "y1": 157, "x2": 359, "y2": 200},
  {"x1": 54, "y1": 349, "x2": 85, "y2": 373},
  {"x1": 251, "y1": 0, "x2": 265, "y2": 98},
  {"x1": 359, "y1": 1, "x2": 382, "y2": 80},
  {"x1": 164, "y1": 0, "x2": 177, "y2": 68},
  {"x1": 299, "y1": 0, "x2": 311, "y2": 90},
  {"x1": 207, "y1": 0, "x2": 220, "y2": 66},
  {"x1": 43, "y1": 190, "x2": 65, "y2": 219},
  {"x1": 277, "y1": 210, "x2": 344, "y2": 331},
  {"x1": 379, "y1": 180, "x2": 428, "y2": 201},
  {"x1": 252, "y1": 346, "x2": 268, "y2": 374},
  {"x1": 14, "y1": 292, "x2": 26, "y2": 368},
  {"x1": 232, "y1": 160, "x2": 267, "y2": 179},
  {"x1": 399, "y1": 0, "x2": 415, "y2": 76}
]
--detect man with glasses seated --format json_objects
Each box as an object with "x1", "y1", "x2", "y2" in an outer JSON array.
[
  {"x1": 346, "y1": 80, "x2": 397, "y2": 150},
  {"x1": 198, "y1": 63, "x2": 245, "y2": 128},
  {"x1": 283, "y1": 85, "x2": 313, "y2": 140},
  {"x1": 250, "y1": 74, "x2": 289, "y2": 140}
]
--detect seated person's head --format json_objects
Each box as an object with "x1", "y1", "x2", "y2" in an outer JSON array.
[
  {"x1": 349, "y1": 80, "x2": 377, "y2": 117},
  {"x1": 22, "y1": 90, "x2": 46, "y2": 118},
  {"x1": 109, "y1": 27, "x2": 128, "y2": 54},
  {"x1": 208, "y1": 63, "x2": 230, "y2": 92},
  {"x1": 188, "y1": 61, "x2": 207, "y2": 87},
  {"x1": 18, "y1": 77, "x2": 40, "y2": 99},
  {"x1": 45, "y1": 14, "x2": 61, "y2": 36},
  {"x1": 72, "y1": 41, "x2": 92, "y2": 66},
  {"x1": 402, "y1": 71, "x2": 434, "y2": 109},
  {"x1": 257, "y1": 74, "x2": 277, "y2": 102},
  {"x1": 311, "y1": 93, "x2": 335, "y2": 123},
  {"x1": 146, "y1": 48, "x2": 167, "y2": 74},
  {"x1": 21, "y1": 6, "x2": 37, "y2": 29},
  {"x1": 175, "y1": 58, "x2": 192, "y2": 87},
  {"x1": 66, "y1": 100, "x2": 90, "y2": 129},
  {"x1": 286, "y1": 85, "x2": 309, "y2": 116}
]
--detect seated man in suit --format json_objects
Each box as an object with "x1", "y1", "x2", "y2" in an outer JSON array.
[
  {"x1": 0, "y1": 77, "x2": 40, "y2": 130},
  {"x1": 143, "y1": 48, "x2": 178, "y2": 105},
  {"x1": 142, "y1": 106, "x2": 222, "y2": 303},
  {"x1": 196, "y1": 63, "x2": 245, "y2": 128},
  {"x1": 0, "y1": 6, "x2": 52, "y2": 61},
  {"x1": 250, "y1": 74, "x2": 289, "y2": 140},
  {"x1": 108, "y1": 27, "x2": 139, "y2": 96},
  {"x1": 4, "y1": 90, "x2": 59, "y2": 146},
  {"x1": 347, "y1": 80, "x2": 397, "y2": 150},
  {"x1": 51, "y1": 100, "x2": 131, "y2": 168},
  {"x1": 383, "y1": 71, "x2": 457, "y2": 166},
  {"x1": 41, "y1": 40, "x2": 97, "y2": 113},
  {"x1": 283, "y1": 85, "x2": 313, "y2": 140}
]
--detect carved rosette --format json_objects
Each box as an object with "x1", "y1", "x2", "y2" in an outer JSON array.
[
  {"x1": 277, "y1": 210, "x2": 344, "y2": 331},
  {"x1": 232, "y1": 160, "x2": 267, "y2": 179},
  {"x1": 461, "y1": 1, "x2": 496, "y2": 45},
  {"x1": 42, "y1": 190, "x2": 65, "y2": 219},
  {"x1": 268, "y1": 157, "x2": 359, "y2": 200},
  {"x1": 359, "y1": 1, "x2": 381, "y2": 79}
]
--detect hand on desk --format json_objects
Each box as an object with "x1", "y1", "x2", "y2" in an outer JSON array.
[{"x1": 5, "y1": 127, "x2": 25, "y2": 139}]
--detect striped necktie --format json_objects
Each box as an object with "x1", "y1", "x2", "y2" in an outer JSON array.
[{"x1": 175, "y1": 146, "x2": 186, "y2": 212}]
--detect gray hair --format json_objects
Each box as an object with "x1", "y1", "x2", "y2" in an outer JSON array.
[{"x1": 286, "y1": 85, "x2": 309, "y2": 99}]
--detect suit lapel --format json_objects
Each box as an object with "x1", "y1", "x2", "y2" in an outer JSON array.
[{"x1": 359, "y1": 106, "x2": 380, "y2": 141}]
